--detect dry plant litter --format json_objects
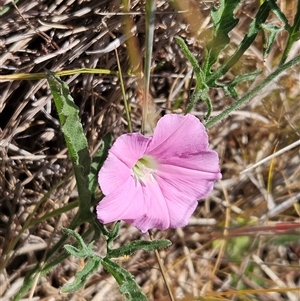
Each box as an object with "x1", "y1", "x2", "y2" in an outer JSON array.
[{"x1": 0, "y1": 0, "x2": 299, "y2": 300}]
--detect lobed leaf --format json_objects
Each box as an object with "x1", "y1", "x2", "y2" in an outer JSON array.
[
  {"x1": 61, "y1": 257, "x2": 102, "y2": 293},
  {"x1": 175, "y1": 36, "x2": 212, "y2": 118},
  {"x1": 102, "y1": 257, "x2": 148, "y2": 301},
  {"x1": 63, "y1": 227, "x2": 95, "y2": 257},
  {"x1": 261, "y1": 24, "x2": 283, "y2": 58},
  {"x1": 220, "y1": 70, "x2": 262, "y2": 98},
  {"x1": 207, "y1": 0, "x2": 242, "y2": 68},
  {"x1": 64, "y1": 245, "x2": 88, "y2": 259}
]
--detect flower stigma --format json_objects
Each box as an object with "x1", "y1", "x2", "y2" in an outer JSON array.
[{"x1": 132, "y1": 155, "x2": 158, "y2": 185}]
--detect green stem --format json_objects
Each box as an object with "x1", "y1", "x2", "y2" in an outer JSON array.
[
  {"x1": 279, "y1": 0, "x2": 300, "y2": 65},
  {"x1": 205, "y1": 54, "x2": 300, "y2": 129}
]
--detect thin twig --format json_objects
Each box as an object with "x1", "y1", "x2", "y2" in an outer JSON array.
[
  {"x1": 241, "y1": 139, "x2": 300, "y2": 174},
  {"x1": 148, "y1": 231, "x2": 176, "y2": 301},
  {"x1": 115, "y1": 48, "x2": 132, "y2": 132}
]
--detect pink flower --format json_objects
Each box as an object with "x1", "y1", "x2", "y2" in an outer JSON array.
[{"x1": 96, "y1": 114, "x2": 221, "y2": 233}]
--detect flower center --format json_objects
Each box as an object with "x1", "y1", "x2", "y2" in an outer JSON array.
[{"x1": 132, "y1": 155, "x2": 157, "y2": 185}]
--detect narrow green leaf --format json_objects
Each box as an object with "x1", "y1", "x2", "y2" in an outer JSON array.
[
  {"x1": 221, "y1": 70, "x2": 262, "y2": 98},
  {"x1": 175, "y1": 36, "x2": 202, "y2": 75},
  {"x1": 45, "y1": 71, "x2": 89, "y2": 167},
  {"x1": 261, "y1": 24, "x2": 283, "y2": 58},
  {"x1": 61, "y1": 257, "x2": 102, "y2": 293},
  {"x1": 63, "y1": 227, "x2": 95, "y2": 257},
  {"x1": 108, "y1": 239, "x2": 171, "y2": 258},
  {"x1": 64, "y1": 245, "x2": 88, "y2": 259},
  {"x1": 45, "y1": 71, "x2": 92, "y2": 214},
  {"x1": 202, "y1": 49, "x2": 213, "y2": 77},
  {"x1": 224, "y1": 86, "x2": 238, "y2": 99},
  {"x1": 230, "y1": 70, "x2": 262, "y2": 86},
  {"x1": 102, "y1": 257, "x2": 148, "y2": 301},
  {"x1": 175, "y1": 36, "x2": 212, "y2": 118}
]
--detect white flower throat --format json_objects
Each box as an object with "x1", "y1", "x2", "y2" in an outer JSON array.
[{"x1": 132, "y1": 155, "x2": 157, "y2": 185}]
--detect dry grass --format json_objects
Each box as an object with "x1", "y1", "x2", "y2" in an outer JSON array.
[{"x1": 0, "y1": 0, "x2": 299, "y2": 300}]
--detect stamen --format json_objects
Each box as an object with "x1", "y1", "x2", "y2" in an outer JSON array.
[{"x1": 132, "y1": 155, "x2": 157, "y2": 185}]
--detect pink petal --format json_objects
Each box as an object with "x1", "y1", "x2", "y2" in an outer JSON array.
[
  {"x1": 97, "y1": 176, "x2": 146, "y2": 224},
  {"x1": 155, "y1": 159, "x2": 221, "y2": 228},
  {"x1": 160, "y1": 150, "x2": 221, "y2": 174},
  {"x1": 98, "y1": 153, "x2": 131, "y2": 195},
  {"x1": 109, "y1": 133, "x2": 150, "y2": 168},
  {"x1": 127, "y1": 181, "x2": 170, "y2": 232},
  {"x1": 97, "y1": 113, "x2": 222, "y2": 232},
  {"x1": 157, "y1": 160, "x2": 221, "y2": 200},
  {"x1": 98, "y1": 133, "x2": 150, "y2": 195},
  {"x1": 147, "y1": 114, "x2": 208, "y2": 159}
]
